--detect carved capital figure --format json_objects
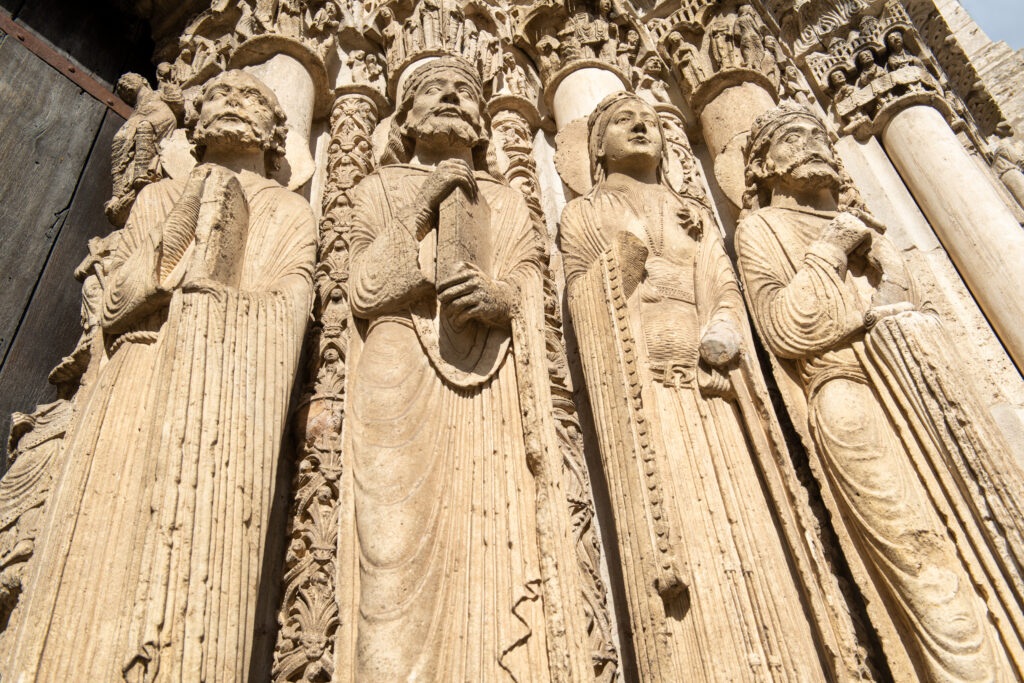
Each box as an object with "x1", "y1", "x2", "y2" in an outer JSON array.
[
  {"x1": 736, "y1": 104, "x2": 1024, "y2": 681},
  {"x1": 2, "y1": 70, "x2": 317, "y2": 681}
]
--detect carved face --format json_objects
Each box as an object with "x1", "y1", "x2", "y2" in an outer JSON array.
[
  {"x1": 828, "y1": 70, "x2": 848, "y2": 89},
  {"x1": 597, "y1": 99, "x2": 664, "y2": 176},
  {"x1": 405, "y1": 67, "x2": 485, "y2": 149},
  {"x1": 194, "y1": 70, "x2": 278, "y2": 154},
  {"x1": 764, "y1": 118, "x2": 840, "y2": 191},
  {"x1": 643, "y1": 55, "x2": 663, "y2": 76},
  {"x1": 855, "y1": 49, "x2": 875, "y2": 68},
  {"x1": 886, "y1": 30, "x2": 904, "y2": 52}
]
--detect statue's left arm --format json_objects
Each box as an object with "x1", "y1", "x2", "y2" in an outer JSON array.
[{"x1": 694, "y1": 208, "x2": 744, "y2": 367}]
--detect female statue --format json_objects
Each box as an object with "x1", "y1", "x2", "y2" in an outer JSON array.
[{"x1": 560, "y1": 92, "x2": 842, "y2": 681}]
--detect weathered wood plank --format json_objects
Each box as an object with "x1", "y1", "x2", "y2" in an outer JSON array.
[
  {"x1": 14, "y1": 0, "x2": 153, "y2": 87},
  {"x1": 0, "y1": 111, "x2": 121, "y2": 450},
  {"x1": 0, "y1": 35, "x2": 105, "y2": 364}
]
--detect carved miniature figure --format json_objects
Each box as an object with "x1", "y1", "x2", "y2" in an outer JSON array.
[
  {"x1": 345, "y1": 57, "x2": 595, "y2": 681},
  {"x1": 105, "y1": 72, "x2": 183, "y2": 227},
  {"x1": 884, "y1": 29, "x2": 923, "y2": 72},
  {"x1": 708, "y1": 11, "x2": 739, "y2": 71},
  {"x1": 853, "y1": 46, "x2": 884, "y2": 88},
  {"x1": 537, "y1": 34, "x2": 562, "y2": 77},
  {"x1": 828, "y1": 67, "x2": 855, "y2": 101},
  {"x1": 616, "y1": 28, "x2": 640, "y2": 74},
  {"x1": 2, "y1": 70, "x2": 317, "y2": 682},
  {"x1": 635, "y1": 53, "x2": 671, "y2": 105},
  {"x1": 560, "y1": 92, "x2": 832, "y2": 681},
  {"x1": 735, "y1": 4, "x2": 765, "y2": 70},
  {"x1": 736, "y1": 104, "x2": 1024, "y2": 682}
]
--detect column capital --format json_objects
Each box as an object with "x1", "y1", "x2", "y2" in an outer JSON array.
[
  {"x1": 513, "y1": 1, "x2": 636, "y2": 114},
  {"x1": 804, "y1": 3, "x2": 954, "y2": 140},
  {"x1": 653, "y1": 2, "x2": 785, "y2": 114}
]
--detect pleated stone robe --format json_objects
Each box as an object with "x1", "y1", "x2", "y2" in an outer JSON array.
[
  {"x1": 344, "y1": 164, "x2": 592, "y2": 682},
  {"x1": 736, "y1": 205, "x2": 1024, "y2": 681},
  {"x1": 561, "y1": 183, "x2": 827, "y2": 681},
  {"x1": 4, "y1": 170, "x2": 316, "y2": 682}
]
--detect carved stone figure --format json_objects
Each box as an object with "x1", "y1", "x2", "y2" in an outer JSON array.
[
  {"x1": 884, "y1": 29, "x2": 923, "y2": 72},
  {"x1": 735, "y1": 5, "x2": 765, "y2": 70},
  {"x1": 736, "y1": 104, "x2": 1024, "y2": 682},
  {"x1": 344, "y1": 57, "x2": 594, "y2": 681},
  {"x1": 105, "y1": 72, "x2": 183, "y2": 227},
  {"x1": 708, "y1": 12, "x2": 739, "y2": 71},
  {"x1": 560, "y1": 92, "x2": 831, "y2": 682},
  {"x1": 2, "y1": 70, "x2": 317, "y2": 681},
  {"x1": 854, "y1": 47, "x2": 884, "y2": 88},
  {"x1": 635, "y1": 53, "x2": 671, "y2": 105}
]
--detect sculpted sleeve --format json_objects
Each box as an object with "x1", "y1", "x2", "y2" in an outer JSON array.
[
  {"x1": 348, "y1": 173, "x2": 432, "y2": 318},
  {"x1": 694, "y1": 210, "x2": 744, "y2": 333},
  {"x1": 101, "y1": 179, "x2": 183, "y2": 334},
  {"x1": 734, "y1": 213, "x2": 864, "y2": 359}
]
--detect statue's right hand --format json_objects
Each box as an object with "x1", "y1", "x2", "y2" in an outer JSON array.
[
  {"x1": 418, "y1": 159, "x2": 478, "y2": 211},
  {"x1": 820, "y1": 211, "x2": 872, "y2": 254}
]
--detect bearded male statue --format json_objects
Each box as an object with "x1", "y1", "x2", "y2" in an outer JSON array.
[
  {"x1": 2, "y1": 70, "x2": 316, "y2": 682},
  {"x1": 343, "y1": 57, "x2": 595, "y2": 681},
  {"x1": 735, "y1": 103, "x2": 1024, "y2": 682}
]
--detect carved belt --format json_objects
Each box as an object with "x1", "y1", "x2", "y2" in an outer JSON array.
[
  {"x1": 649, "y1": 361, "x2": 695, "y2": 388},
  {"x1": 109, "y1": 330, "x2": 160, "y2": 353}
]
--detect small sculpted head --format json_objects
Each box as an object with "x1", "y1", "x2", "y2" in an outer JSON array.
[
  {"x1": 886, "y1": 30, "x2": 904, "y2": 52},
  {"x1": 382, "y1": 57, "x2": 489, "y2": 166},
  {"x1": 828, "y1": 69, "x2": 848, "y2": 90},
  {"x1": 743, "y1": 104, "x2": 846, "y2": 210},
  {"x1": 643, "y1": 53, "x2": 664, "y2": 76},
  {"x1": 855, "y1": 48, "x2": 876, "y2": 69},
  {"x1": 116, "y1": 72, "x2": 149, "y2": 107},
  {"x1": 188, "y1": 69, "x2": 287, "y2": 173},
  {"x1": 588, "y1": 91, "x2": 665, "y2": 184}
]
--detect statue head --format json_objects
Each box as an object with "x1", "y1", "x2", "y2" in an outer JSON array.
[
  {"x1": 855, "y1": 48, "x2": 876, "y2": 69},
  {"x1": 828, "y1": 69, "x2": 848, "y2": 90},
  {"x1": 743, "y1": 104, "x2": 861, "y2": 210},
  {"x1": 587, "y1": 91, "x2": 665, "y2": 184},
  {"x1": 187, "y1": 69, "x2": 287, "y2": 174},
  {"x1": 116, "y1": 73, "x2": 150, "y2": 107},
  {"x1": 642, "y1": 53, "x2": 664, "y2": 76},
  {"x1": 885, "y1": 29, "x2": 904, "y2": 53},
  {"x1": 382, "y1": 57, "x2": 491, "y2": 169}
]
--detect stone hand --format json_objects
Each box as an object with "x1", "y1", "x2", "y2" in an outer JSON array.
[
  {"x1": 614, "y1": 230, "x2": 649, "y2": 298},
  {"x1": 700, "y1": 319, "x2": 742, "y2": 366},
  {"x1": 437, "y1": 261, "x2": 515, "y2": 328},
  {"x1": 820, "y1": 211, "x2": 872, "y2": 255},
  {"x1": 418, "y1": 159, "x2": 478, "y2": 213}
]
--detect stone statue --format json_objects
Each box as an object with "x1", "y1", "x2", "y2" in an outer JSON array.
[
  {"x1": 2, "y1": 70, "x2": 317, "y2": 681},
  {"x1": 735, "y1": 5, "x2": 765, "y2": 70},
  {"x1": 559, "y1": 92, "x2": 832, "y2": 681},
  {"x1": 344, "y1": 56, "x2": 594, "y2": 681},
  {"x1": 105, "y1": 72, "x2": 183, "y2": 227},
  {"x1": 736, "y1": 104, "x2": 1024, "y2": 682},
  {"x1": 884, "y1": 29, "x2": 923, "y2": 72}
]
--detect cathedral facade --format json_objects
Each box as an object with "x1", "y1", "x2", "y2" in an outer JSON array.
[{"x1": 3, "y1": 0, "x2": 1024, "y2": 680}]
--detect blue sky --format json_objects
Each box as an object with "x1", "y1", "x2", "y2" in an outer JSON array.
[{"x1": 958, "y1": 0, "x2": 1024, "y2": 50}]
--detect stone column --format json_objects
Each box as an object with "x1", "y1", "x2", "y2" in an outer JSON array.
[
  {"x1": 882, "y1": 104, "x2": 1024, "y2": 368},
  {"x1": 271, "y1": 87, "x2": 380, "y2": 683},
  {"x1": 230, "y1": 36, "x2": 331, "y2": 190},
  {"x1": 657, "y1": 3, "x2": 785, "y2": 211},
  {"x1": 549, "y1": 67, "x2": 626, "y2": 130}
]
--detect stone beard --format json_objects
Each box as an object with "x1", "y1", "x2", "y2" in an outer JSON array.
[
  {"x1": 343, "y1": 58, "x2": 593, "y2": 681},
  {"x1": 2, "y1": 70, "x2": 316, "y2": 681},
  {"x1": 560, "y1": 92, "x2": 830, "y2": 681},
  {"x1": 736, "y1": 105, "x2": 1024, "y2": 682}
]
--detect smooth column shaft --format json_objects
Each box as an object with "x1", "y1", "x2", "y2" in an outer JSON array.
[{"x1": 883, "y1": 104, "x2": 1024, "y2": 369}]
